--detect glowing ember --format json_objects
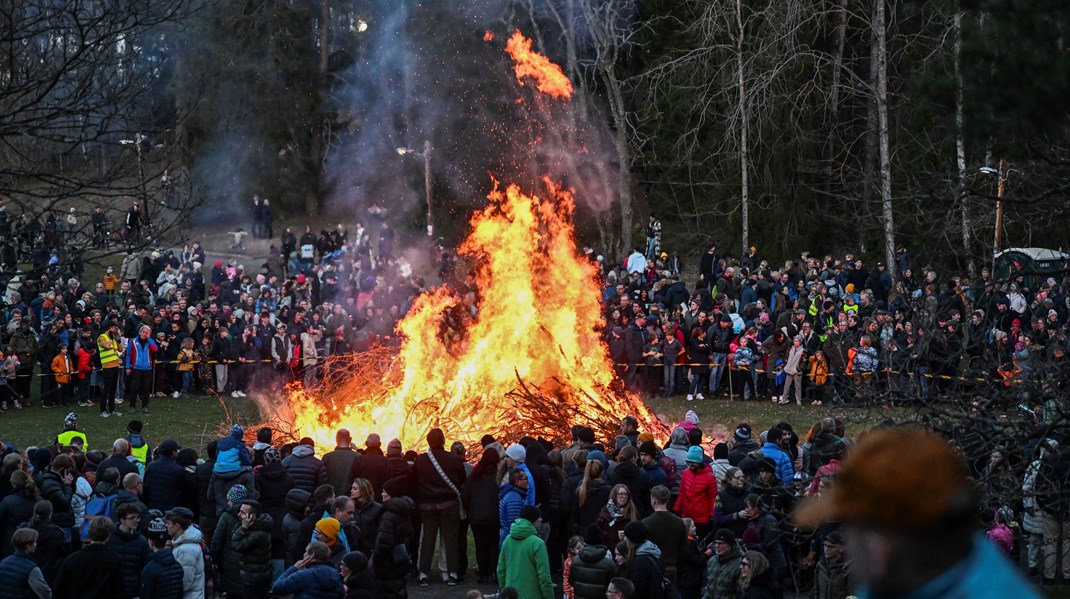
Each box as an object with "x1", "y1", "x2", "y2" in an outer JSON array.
[
  {"x1": 281, "y1": 179, "x2": 665, "y2": 450},
  {"x1": 503, "y1": 30, "x2": 573, "y2": 99},
  {"x1": 484, "y1": 30, "x2": 495, "y2": 42}
]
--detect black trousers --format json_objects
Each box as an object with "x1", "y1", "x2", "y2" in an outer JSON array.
[
  {"x1": 128, "y1": 369, "x2": 153, "y2": 408},
  {"x1": 100, "y1": 367, "x2": 118, "y2": 413}
]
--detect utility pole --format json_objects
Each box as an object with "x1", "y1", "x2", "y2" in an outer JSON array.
[
  {"x1": 993, "y1": 158, "x2": 1006, "y2": 257},
  {"x1": 424, "y1": 140, "x2": 433, "y2": 238}
]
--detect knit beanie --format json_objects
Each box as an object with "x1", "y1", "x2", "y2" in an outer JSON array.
[
  {"x1": 316, "y1": 517, "x2": 341, "y2": 542},
  {"x1": 226, "y1": 484, "x2": 247, "y2": 504}
]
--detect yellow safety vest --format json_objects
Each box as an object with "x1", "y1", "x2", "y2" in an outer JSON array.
[
  {"x1": 56, "y1": 430, "x2": 88, "y2": 451},
  {"x1": 97, "y1": 333, "x2": 119, "y2": 367},
  {"x1": 129, "y1": 442, "x2": 149, "y2": 466}
]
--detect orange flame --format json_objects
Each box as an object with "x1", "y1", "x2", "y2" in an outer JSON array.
[
  {"x1": 504, "y1": 30, "x2": 573, "y2": 99},
  {"x1": 284, "y1": 179, "x2": 664, "y2": 450},
  {"x1": 484, "y1": 31, "x2": 495, "y2": 42}
]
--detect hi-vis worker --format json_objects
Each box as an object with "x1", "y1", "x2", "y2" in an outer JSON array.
[
  {"x1": 97, "y1": 319, "x2": 124, "y2": 418},
  {"x1": 55, "y1": 411, "x2": 88, "y2": 450}
]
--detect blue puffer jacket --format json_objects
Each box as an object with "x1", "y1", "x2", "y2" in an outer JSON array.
[
  {"x1": 762, "y1": 442, "x2": 794, "y2": 483},
  {"x1": 106, "y1": 527, "x2": 150, "y2": 599},
  {"x1": 499, "y1": 483, "x2": 527, "y2": 547},
  {"x1": 215, "y1": 434, "x2": 251, "y2": 474},
  {"x1": 270, "y1": 562, "x2": 344, "y2": 598},
  {"x1": 140, "y1": 548, "x2": 185, "y2": 599}
]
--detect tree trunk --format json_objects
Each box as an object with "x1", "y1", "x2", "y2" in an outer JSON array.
[
  {"x1": 736, "y1": 0, "x2": 750, "y2": 256},
  {"x1": 603, "y1": 69, "x2": 633, "y2": 255},
  {"x1": 875, "y1": 0, "x2": 896, "y2": 276},
  {"x1": 306, "y1": 0, "x2": 330, "y2": 217},
  {"x1": 953, "y1": 10, "x2": 974, "y2": 275}
]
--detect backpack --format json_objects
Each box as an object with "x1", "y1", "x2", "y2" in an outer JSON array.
[
  {"x1": 80, "y1": 493, "x2": 115, "y2": 542},
  {"x1": 659, "y1": 455, "x2": 679, "y2": 491}
]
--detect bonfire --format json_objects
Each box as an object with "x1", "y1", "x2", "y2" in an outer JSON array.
[{"x1": 266, "y1": 32, "x2": 667, "y2": 450}]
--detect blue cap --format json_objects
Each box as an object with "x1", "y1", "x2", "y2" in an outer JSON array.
[{"x1": 686, "y1": 446, "x2": 706, "y2": 464}]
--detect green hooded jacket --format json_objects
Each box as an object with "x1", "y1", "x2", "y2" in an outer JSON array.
[{"x1": 496, "y1": 518, "x2": 554, "y2": 599}]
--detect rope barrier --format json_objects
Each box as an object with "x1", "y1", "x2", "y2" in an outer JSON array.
[{"x1": 611, "y1": 361, "x2": 1005, "y2": 384}]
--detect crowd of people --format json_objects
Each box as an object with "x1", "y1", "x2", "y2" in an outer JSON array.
[
  {"x1": 0, "y1": 201, "x2": 1061, "y2": 598},
  {"x1": 0, "y1": 410, "x2": 1046, "y2": 599}
]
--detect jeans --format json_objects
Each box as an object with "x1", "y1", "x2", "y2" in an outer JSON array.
[
  {"x1": 181, "y1": 371, "x2": 193, "y2": 393},
  {"x1": 646, "y1": 236, "x2": 657, "y2": 259},
  {"x1": 688, "y1": 365, "x2": 709, "y2": 396},
  {"x1": 663, "y1": 364, "x2": 679, "y2": 396},
  {"x1": 709, "y1": 353, "x2": 726, "y2": 393},
  {"x1": 1043, "y1": 514, "x2": 1070, "y2": 580},
  {"x1": 916, "y1": 366, "x2": 931, "y2": 399}
]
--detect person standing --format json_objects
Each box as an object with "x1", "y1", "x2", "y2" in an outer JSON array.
[
  {"x1": 141, "y1": 518, "x2": 185, "y2": 599},
  {"x1": 701, "y1": 529, "x2": 742, "y2": 599},
  {"x1": 496, "y1": 506, "x2": 554, "y2": 599},
  {"x1": 674, "y1": 447, "x2": 718, "y2": 540},
  {"x1": 413, "y1": 427, "x2": 466, "y2": 587},
  {"x1": 107, "y1": 503, "x2": 150, "y2": 599},
  {"x1": 125, "y1": 325, "x2": 158, "y2": 414},
  {"x1": 643, "y1": 485, "x2": 688, "y2": 587},
  {"x1": 164, "y1": 507, "x2": 205, "y2": 599},
  {"x1": 49, "y1": 345, "x2": 74, "y2": 408},
  {"x1": 0, "y1": 528, "x2": 52, "y2": 599},
  {"x1": 373, "y1": 477, "x2": 414, "y2": 599},
  {"x1": 232, "y1": 500, "x2": 274, "y2": 599},
  {"x1": 53, "y1": 517, "x2": 124, "y2": 599}
]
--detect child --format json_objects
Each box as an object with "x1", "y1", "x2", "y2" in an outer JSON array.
[
  {"x1": 563, "y1": 535, "x2": 584, "y2": 599},
  {"x1": 0, "y1": 349, "x2": 18, "y2": 411},
  {"x1": 227, "y1": 227, "x2": 248, "y2": 249},
  {"x1": 177, "y1": 337, "x2": 196, "y2": 396},
  {"x1": 51, "y1": 345, "x2": 74, "y2": 408},
  {"x1": 807, "y1": 350, "x2": 830, "y2": 406},
  {"x1": 75, "y1": 343, "x2": 95, "y2": 407}
]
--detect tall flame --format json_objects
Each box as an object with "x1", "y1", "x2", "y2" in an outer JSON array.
[
  {"x1": 284, "y1": 180, "x2": 664, "y2": 450},
  {"x1": 503, "y1": 30, "x2": 573, "y2": 99}
]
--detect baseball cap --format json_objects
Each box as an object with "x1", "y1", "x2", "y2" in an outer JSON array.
[{"x1": 794, "y1": 428, "x2": 974, "y2": 532}]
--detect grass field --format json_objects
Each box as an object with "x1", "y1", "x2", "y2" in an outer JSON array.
[{"x1": 0, "y1": 393, "x2": 261, "y2": 454}]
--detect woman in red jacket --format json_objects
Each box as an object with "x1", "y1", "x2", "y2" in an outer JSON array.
[{"x1": 673, "y1": 446, "x2": 718, "y2": 540}]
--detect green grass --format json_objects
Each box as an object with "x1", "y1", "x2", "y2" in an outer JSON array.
[{"x1": 0, "y1": 393, "x2": 261, "y2": 454}]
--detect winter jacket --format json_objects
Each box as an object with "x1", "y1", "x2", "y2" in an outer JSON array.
[
  {"x1": 343, "y1": 553, "x2": 377, "y2": 599},
  {"x1": 462, "y1": 468, "x2": 501, "y2": 526},
  {"x1": 171, "y1": 526, "x2": 206, "y2": 599},
  {"x1": 282, "y1": 444, "x2": 329, "y2": 494},
  {"x1": 141, "y1": 548, "x2": 186, "y2": 599},
  {"x1": 0, "y1": 552, "x2": 44, "y2": 599},
  {"x1": 0, "y1": 493, "x2": 36, "y2": 557},
  {"x1": 195, "y1": 459, "x2": 217, "y2": 519},
  {"x1": 746, "y1": 512, "x2": 787, "y2": 573},
  {"x1": 570, "y1": 544, "x2": 617, "y2": 599},
  {"x1": 496, "y1": 518, "x2": 554, "y2": 599},
  {"x1": 712, "y1": 485, "x2": 751, "y2": 537},
  {"x1": 702, "y1": 546, "x2": 743, "y2": 599},
  {"x1": 144, "y1": 455, "x2": 189, "y2": 512},
  {"x1": 412, "y1": 447, "x2": 466, "y2": 506},
  {"x1": 283, "y1": 489, "x2": 312, "y2": 566},
  {"x1": 211, "y1": 508, "x2": 243, "y2": 595},
  {"x1": 761, "y1": 442, "x2": 795, "y2": 483},
  {"x1": 271, "y1": 562, "x2": 345, "y2": 599},
  {"x1": 643, "y1": 510, "x2": 688, "y2": 568},
  {"x1": 499, "y1": 483, "x2": 527, "y2": 546},
  {"x1": 125, "y1": 336, "x2": 158, "y2": 370},
  {"x1": 105, "y1": 527, "x2": 150, "y2": 598},
  {"x1": 255, "y1": 462, "x2": 294, "y2": 557},
  {"x1": 372, "y1": 496, "x2": 415, "y2": 581},
  {"x1": 352, "y1": 500, "x2": 381, "y2": 555},
  {"x1": 231, "y1": 513, "x2": 275, "y2": 586},
  {"x1": 26, "y1": 521, "x2": 67, "y2": 585},
  {"x1": 322, "y1": 446, "x2": 359, "y2": 497},
  {"x1": 608, "y1": 461, "x2": 652, "y2": 518},
  {"x1": 573, "y1": 477, "x2": 611, "y2": 530},
  {"x1": 351, "y1": 449, "x2": 391, "y2": 498},
  {"x1": 54, "y1": 543, "x2": 124, "y2": 599},
  {"x1": 214, "y1": 433, "x2": 252, "y2": 475},
  {"x1": 674, "y1": 465, "x2": 718, "y2": 525},
  {"x1": 626, "y1": 540, "x2": 665, "y2": 599},
  {"x1": 36, "y1": 470, "x2": 75, "y2": 529}
]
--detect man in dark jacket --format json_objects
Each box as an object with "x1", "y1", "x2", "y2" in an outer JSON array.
[
  {"x1": 283, "y1": 437, "x2": 329, "y2": 495},
  {"x1": 107, "y1": 503, "x2": 150, "y2": 599},
  {"x1": 54, "y1": 517, "x2": 124, "y2": 599},
  {"x1": 32, "y1": 450, "x2": 76, "y2": 539},
  {"x1": 323, "y1": 429, "x2": 359, "y2": 497},
  {"x1": 571, "y1": 524, "x2": 617, "y2": 599},
  {"x1": 98, "y1": 438, "x2": 139, "y2": 481},
  {"x1": 143, "y1": 439, "x2": 188, "y2": 512},
  {"x1": 195, "y1": 440, "x2": 218, "y2": 538},
  {"x1": 232, "y1": 500, "x2": 275, "y2": 598},
  {"x1": 413, "y1": 427, "x2": 466, "y2": 586},
  {"x1": 141, "y1": 518, "x2": 184, "y2": 599},
  {"x1": 352, "y1": 433, "x2": 390, "y2": 498}
]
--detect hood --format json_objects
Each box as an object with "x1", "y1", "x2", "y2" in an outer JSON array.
[
  {"x1": 383, "y1": 496, "x2": 415, "y2": 516},
  {"x1": 578, "y1": 544, "x2": 612, "y2": 564},
  {"x1": 94, "y1": 481, "x2": 121, "y2": 496},
  {"x1": 508, "y1": 517, "x2": 539, "y2": 540},
  {"x1": 499, "y1": 483, "x2": 526, "y2": 501},
  {"x1": 252, "y1": 441, "x2": 271, "y2": 451},
  {"x1": 128, "y1": 433, "x2": 146, "y2": 448},
  {"x1": 150, "y1": 548, "x2": 179, "y2": 567},
  {"x1": 291, "y1": 444, "x2": 315, "y2": 458},
  {"x1": 635, "y1": 539, "x2": 662, "y2": 560},
  {"x1": 285, "y1": 488, "x2": 312, "y2": 518},
  {"x1": 250, "y1": 513, "x2": 274, "y2": 532},
  {"x1": 174, "y1": 526, "x2": 203, "y2": 546}
]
